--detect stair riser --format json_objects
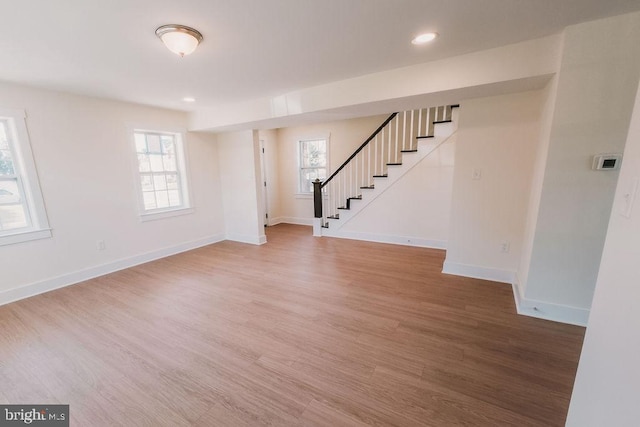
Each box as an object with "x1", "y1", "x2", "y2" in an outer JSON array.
[
  {"x1": 324, "y1": 130, "x2": 456, "y2": 233},
  {"x1": 320, "y1": 105, "x2": 458, "y2": 235}
]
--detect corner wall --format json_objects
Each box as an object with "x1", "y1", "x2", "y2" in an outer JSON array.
[
  {"x1": 565, "y1": 69, "x2": 640, "y2": 427},
  {"x1": 516, "y1": 74, "x2": 559, "y2": 304},
  {"x1": 520, "y1": 11, "x2": 640, "y2": 325},
  {"x1": 217, "y1": 130, "x2": 266, "y2": 244},
  {"x1": 258, "y1": 129, "x2": 281, "y2": 225},
  {"x1": 444, "y1": 89, "x2": 546, "y2": 283},
  {"x1": 0, "y1": 82, "x2": 225, "y2": 305}
]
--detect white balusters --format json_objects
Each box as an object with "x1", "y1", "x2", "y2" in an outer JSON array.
[
  {"x1": 402, "y1": 111, "x2": 407, "y2": 152},
  {"x1": 317, "y1": 105, "x2": 456, "y2": 225},
  {"x1": 410, "y1": 110, "x2": 415, "y2": 150},
  {"x1": 388, "y1": 117, "x2": 392, "y2": 164},
  {"x1": 374, "y1": 135, "x2": 378, "y2": 177},
  {"x1": 394, "y1": 115, "x2": 399, "y2": 163}
]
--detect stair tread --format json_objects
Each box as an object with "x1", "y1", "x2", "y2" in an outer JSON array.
[{"x1": 318, "y1": 105, "x2": 457, "y2": 226}]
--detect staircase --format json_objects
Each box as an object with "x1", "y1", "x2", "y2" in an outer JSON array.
[{"x1": 313, "y1": 104, "x2": 459, "y2": 237}]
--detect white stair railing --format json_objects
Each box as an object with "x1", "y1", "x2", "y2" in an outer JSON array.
[{"x1": 313, "y1": 105, "x2": 457, "y2": 228}]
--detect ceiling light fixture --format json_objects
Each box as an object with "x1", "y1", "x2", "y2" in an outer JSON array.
[
  {"x1": 411, "y1": 32, "x2": 438, "y2": 45},
  {"x1": 156, "y1": 24, "x2": 203, "y2": 57},
  {"x1": 182, "y1": 97, "x2": 196, "y2": 102}
]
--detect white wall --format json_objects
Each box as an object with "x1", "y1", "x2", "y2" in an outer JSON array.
[
  {"x1": 517, "y1": 75, "x2": 559, "y2": 300},
  {"x1": 0, "y1": 82, "x2": 225, "y2": 304},
  {"x1": 522, "y1": 12, "x2": 640, "y2": 320},
  {"x1": 339, "y1": 136, "x2": 455, "y2": 248},
  {"x1": 217, "y1": 130, "x2": 266, "y2": 244},
  {"x1": 275, "y1": 114, "x2": 387, "y2": 225},
  {"x1": 190, "y1": 34, "x2": 562, "y2": 131},
  {"x1": 444, "y1": 89, "x2": 545, "y2": 283},
  {"x1": 565, "y1": 72, "x2": 640, "y2": 427}
]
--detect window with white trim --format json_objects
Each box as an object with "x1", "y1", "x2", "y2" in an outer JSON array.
[
  {"x1": 298, "y1": 138, "x2": 327, "y2": 193},
  {"x1": 133, "y1": 130, "x2": 190, "y2": 219},
  {"x1": 0, "y1": 110, "x2": 51, "y2": 245}
]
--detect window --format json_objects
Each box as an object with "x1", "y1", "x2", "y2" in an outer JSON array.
[
  {"x1": 0, "y1": 109, "x2": 51, "y2": 245},
  {"x1": 298, "y1": 138, "x2": 327, "y2": 193},
  {"x1": 133, "y1": 130, "x2": 191, "y2": 220}
]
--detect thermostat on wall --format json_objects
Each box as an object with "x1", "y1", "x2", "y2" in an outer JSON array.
[{"x1": 592, "y1": 154, "x2": 622, "y2": 171}]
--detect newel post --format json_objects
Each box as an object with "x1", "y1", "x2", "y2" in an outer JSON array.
[
  {"x1": 313, "y1": 179, "x2": 323, "y2": 218},
  {"x1": 312, "y1": 179, "x2": 323, "y2": 237}
]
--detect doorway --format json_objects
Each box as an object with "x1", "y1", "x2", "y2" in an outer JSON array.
[{"x1": 260, "y1": 139, "x2": 269, "y2": 226}]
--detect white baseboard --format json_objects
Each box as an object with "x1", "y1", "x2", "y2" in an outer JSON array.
[
  {"x1": 0, "y1": 234, "x2": 226, "y2": 308},
  {"x1": 511, "y1": 276, "x2": 524, "y2": 314},
  {"x1": 268, "y1": 216, "x2": 284, "y2": 226},
  {"x1": 323, "y1": 229, "x2": 447, "y2": 249},
  {"x1": 442, "y1": 260, "x2": 515, "y2": 283},
  {"x1": 269, "y1": 217, "x2": 313, "y2": 227},
  {"x1": 511, "y1": 274, "x2": 589, "y2": 327},
  {"x1": 444, "y1": 262, "x2": 588, "y2": 326},
  {"x1": 226, "y1": 233, "x2": 267, "y2": 245},
  {"x1": 312, "y1": 218, "x2": 323, "y2": 237}
]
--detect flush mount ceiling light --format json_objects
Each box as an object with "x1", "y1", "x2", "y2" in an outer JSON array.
[
  {"x1": 411, "y1": 32, "x2": 438, "y2": 45},
  {"x1": 155, "y1": 24, "x2": 203, "y2": 57},
  {"x1": 182, "y1": 97, "x2": 196, "y2": 102}
]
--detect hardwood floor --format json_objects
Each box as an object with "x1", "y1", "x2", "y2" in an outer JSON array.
[{"x1": 0, "y1": 224, "x2": 585, "y2": 426}]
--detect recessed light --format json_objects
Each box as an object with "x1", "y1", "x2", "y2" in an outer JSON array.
[
  {"x1": 411, "y1": 32, "x2": 438, "y2": 45},
  {"x1": 182, "y1": 97, "x2": 196, "y2": 102}
]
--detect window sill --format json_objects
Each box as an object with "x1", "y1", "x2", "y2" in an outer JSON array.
[
  {"x1": 0, "y1": 228, "x2": 52, "y2": 247},
  {"x1": 139, "y1": 207, "x2": 194, "y2": 222}
]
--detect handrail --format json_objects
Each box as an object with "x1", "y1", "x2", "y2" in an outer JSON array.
[
  {"x1": 320, "y1": 112, "x2": 398, "y2": 188},
  {"x1": 314, "y1": 105, "x2": 457, "y2": 222}
]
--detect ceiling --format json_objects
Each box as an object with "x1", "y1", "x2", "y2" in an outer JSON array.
[{"x1": 2, "y1": 0, "x2": 640, "y2": 113}]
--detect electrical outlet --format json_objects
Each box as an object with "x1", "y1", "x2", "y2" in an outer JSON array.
[
  {"x1": 97, "y1": 240, "x2": 106, "y2": 251},
  {"x1": 472, "y1": 168, "x2": 482, "y2": 180},
  {"x1": 501, "y1": 241, "x2": 510, "y2": 253}
]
